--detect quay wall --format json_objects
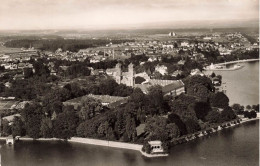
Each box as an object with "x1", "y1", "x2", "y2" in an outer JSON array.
[{"x1": 68, "y1": 137, "x2": 143, "y2": 151}]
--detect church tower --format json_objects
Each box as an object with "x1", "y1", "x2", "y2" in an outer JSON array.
[
  {"x1": 115, "y1": 63, "x2": 122, "y2": 84},
  {"x1": 127, "y1": 63, "x2": 135, "y2": 87}
]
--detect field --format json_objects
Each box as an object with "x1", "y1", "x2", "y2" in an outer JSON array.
[{"x1": 0, "y1": 45, "x2": 22, "y2": 54}]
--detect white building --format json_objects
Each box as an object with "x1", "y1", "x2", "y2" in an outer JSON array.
[
  {"x1": 148, "y1": 141, "x2": 164, "y2": 153},
  {"x1": 168, "y1": 32, "x2": 176, "y2": 37},
  {"x1": 181, "y1": 41, "x2": 189, "y2": 47},
  {"x1": 155, "y1": 65, "x2": 168, "y2": 75}
]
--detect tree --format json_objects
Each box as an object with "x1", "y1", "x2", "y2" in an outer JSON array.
[
  {"x1": 33, "y1": 61, "x2": 50, "y2": 76},
  {"x1": 211, "y1": 72, "x2": 216, "y2": 78},
  {"x1": 135, "y1": 76, "x2": 146, "y2": 84},
  {"x1": 23, "y1": 68, "x2": 33, "y2": 78},
  {"x1": 220, "y1": 107, "x2": 236, "y2": 122},
  {"x1": 244, "y1": 111, "x2": 257, "y2": 119},
  {"x1": 191, "y1": 84, "x2": 209, "y2": 102},
  {"x1": 79, "y1": 96, "x2": 103, "y2": 120},
  {"x1": 167, "y1": 113, "x2": 187, "y2": 135},
  {"x1": 64, "y1": 83, "x2": 84, "y2": 99},
  {"x1": 246, "y1": 105, "x2": 252, "y2": 110},
  {"x1": 0, "y1": 83, "x2": 5, "y2": 93},
  {"x1": 169, "y1": 95, "x2": 197, "y2": 122},
  {"x1": 97, "y1": 121, "x2": 109, "y2": 137},
  {"x1": 210, "y1": 92, "x2": 229, "y2": 109},
  {"x1": 166, "y1": 123, "x2": 180, "y2": 139},
  {"x1": 2, "y1": 119, "x2": 11, "y2": 136},
  {"x1": 184, "y1": 119, "x2": 201, "y2": 134},
  {"x1": 22, "y1": 103, "x2": 43, "y2": 139},
  {"x1": 205, "y1": 110, "x2": 221, "y2": 123},
  {"x1": 53, "y1": 107, "x2": 79, "y2": 139},
  {"x1": 12, "y1": 116, "x2": 25, "y2": 137},
  {"x1": 40, "y1": 118, "x2": 53, "y2": 138},
  {"x1": 115, "y1": 109, "x2": 126, "y2": 139},
  {"x1": 125, "y1": 115, "x2": 137, "y2": 142},
  {"x1": 252, "y1": 104, "x2": 259, "y2": 112},
  {"x1": 250, "y1": 111, "x2": 257, "y2": 118},
  {"x1": 232, "y1": 104, "x2": 244, "y2": 114},
  {"x1": 184, "y1": 75, "x2": 214, "y2": 95},
  {"x1": 144, "y1": 116, "x2": 169, "y2": 141},
  {"x1": 147, "y1": 85, "x2": 166, "y2": 115},
  {"x1": 194, "y1": 102, "x2": 212, "y2": 121},
  {"x1": 142, "y1": 142, "x2": 152, "y2": 154}
]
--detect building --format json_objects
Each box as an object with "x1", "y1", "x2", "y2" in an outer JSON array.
[
  {"x1": 6, "y1": 136, "x2": 14, "y2": 145},
  {"x1": 135, "y1": 79, "x2": 185, "y2": 96},
  {"x1": 155, "y1": 65, "x2": 168, "y2": 75},
  {"x1": 63, "y1": 94, "x2": 129, "y2": 109},
  {"x1": 181, "y1": 41, "x2": 189, "y2": 47},
  {"x1": 109, "y1": 63, "x2": 135, "y2": 87},
  {"x1": 162, "y1": 80, "x2": 185, "y2": 96},
  {"x1": 148, "y1": 141, "x2": 164, "y2": 153},
  {"x1": 190, "y1": 69, "x2": 204, "y2": 76},
  {"x1": 2, "y1": 114, "x2": 21, "y2": 125},
  {"x1": 168, "y1": 32, "x2": 176, "y2": 37}
]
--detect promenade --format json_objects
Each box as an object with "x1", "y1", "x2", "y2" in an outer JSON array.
[{"x1": 213, "y1": 58, "x2": 259, "y2": 66}]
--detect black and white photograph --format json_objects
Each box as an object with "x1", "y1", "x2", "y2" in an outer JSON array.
[{"x1": 0, "y1": 0, "x2": 259, "y2": 166}]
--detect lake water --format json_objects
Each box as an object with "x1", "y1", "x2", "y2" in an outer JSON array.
[
  {"x1": 1, "y1": 120, "x2": 258, "y2": 166},
  {"x1": 206, "y1": 61, "x2": 259, "y2": 106}
]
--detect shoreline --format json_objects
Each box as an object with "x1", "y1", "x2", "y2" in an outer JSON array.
[
  {"x1": 170, "y1": 117, "x2": 259, "y2": 145},
  {"x1": 213, "y1": 58, "x2": 259, "y2": 66},
  {"x1": 0, "y1": 117, "x2": 259, "y2": 158}
]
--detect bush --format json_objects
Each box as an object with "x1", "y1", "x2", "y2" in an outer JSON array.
[{"x1": 142, "y1": 142, "x2": 152, "y2": 154}]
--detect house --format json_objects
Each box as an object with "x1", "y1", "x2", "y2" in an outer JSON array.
[
  {"x1": 2, "y1": 114, "x2": 21, "y2": 125},
  {"x1": 181, "y1": 41, "x2": 189, "y2": 47},
  {"x1": 14, "y1": 101, "x2": 31, "y2": 110},
  {"x1": 148, "y1": 57, "x2": 157, "y2": 62},
  {"x1": 162, "y1": 80, "x2": 185, "y2": 96},
  {"x1": 155, "y1": 65, "x2": 168, "y2": 75},
  {"x1": 171, "y1": 70, "x2": 183, "y2": 77},
  {"x1": 177, "y1": 60, "x2": 185, "y2": 65},
  {"x1": 190, "y1": 69, "x2": 204, "y2": 76},
  {"x1": 134, "y1": 79, "x2": 185, "y2": 96},
  {"x1": 203, "y1": 37, "x2": 212, "y2": 40},
  {"x1": 148, "y1": 141, "x2": 164, "y2": 153},
  {"x1": 211, "y1": 77, "x2": 221, "y2": 86}
]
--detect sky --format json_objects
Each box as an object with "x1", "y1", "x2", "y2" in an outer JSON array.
[{"x1": 0, "y1": 0, "x2": 259, "y2": 30}]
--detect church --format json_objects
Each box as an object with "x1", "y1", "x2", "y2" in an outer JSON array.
[
  {"x1": 106, "y1": 63, "x2": 135, "y2": 87},
  {"x1": 106, "y1": 63, "x2": 185, "y2": 97}
]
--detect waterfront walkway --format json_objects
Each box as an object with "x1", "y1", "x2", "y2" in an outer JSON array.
[
  {"x1": 213, "y1": 58, "x2": 259, "y2": 66},
  {"x1": 0, "y1": 116, "x2": 259, "y2": 157}
]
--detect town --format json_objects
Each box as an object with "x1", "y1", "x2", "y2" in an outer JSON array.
[{"x1": 0, "y1": 29, "x2": 259, "y2": 156}]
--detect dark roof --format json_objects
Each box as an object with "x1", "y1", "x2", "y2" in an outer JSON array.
[{"x1": 162, "y1": 80, "x2": 184, "y2": 94}]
